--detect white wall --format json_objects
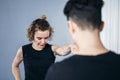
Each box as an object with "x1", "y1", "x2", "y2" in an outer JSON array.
[{"x1": 101, "y1": 0, "x2": 120, "y2": 53}]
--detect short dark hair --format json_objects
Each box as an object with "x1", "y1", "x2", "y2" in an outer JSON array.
[{"x1": 64, "y1": 0, "x2": 104, "y2": 30}]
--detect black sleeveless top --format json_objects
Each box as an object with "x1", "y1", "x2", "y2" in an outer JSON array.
[{"x1": 22, "y1": 43, "x2": 55, "y2": 80}]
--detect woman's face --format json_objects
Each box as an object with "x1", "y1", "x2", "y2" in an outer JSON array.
[{"x1": 33, "y1": 30, "x2": 50, "y2": 48}]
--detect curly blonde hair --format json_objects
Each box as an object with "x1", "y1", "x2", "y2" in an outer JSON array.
[{"x1": 26, "y1": 15, "x2": 54, "y2": 41}]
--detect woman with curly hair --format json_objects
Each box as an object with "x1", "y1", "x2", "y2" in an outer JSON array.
[{"x1": 12, "y1": 15, "x2": 71, "y2": 80}]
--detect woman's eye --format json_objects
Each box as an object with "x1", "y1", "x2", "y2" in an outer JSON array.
[
  {"x1": 45, "y1": 37, "x2": 48, "y2": 39},
  {"x1": 37, "y1": 37, "x2": 42, "y2": 40}
]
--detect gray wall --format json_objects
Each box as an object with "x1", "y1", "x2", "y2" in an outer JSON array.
[
  {"x1": 0, "y1": 0, "x2": 120, "y2": 80},
  {"x1": 0, "y1": 0, "x2": 70, "y2": 79}
]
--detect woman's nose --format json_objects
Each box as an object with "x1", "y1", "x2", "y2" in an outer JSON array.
[{"x1": 41, "y1": 39, "x2": 46, "y2": 44}]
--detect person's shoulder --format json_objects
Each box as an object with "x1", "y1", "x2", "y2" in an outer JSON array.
[
  {"x1": 45, "y1": 56, "x2": 75, "y2": 80},
  {"x1": 22, "y1": 43, "x2": 32, "y2": 47},
  {"x1": 108, "y1": 50, "x2": 120, "y2": 63},
  {"x1": 22, "y1": 43, "x2": 32, "y2": 50},
  {"x1": 44, "y1": 43, "x2": 52, "y2": 49},
  {"x1": 108, "y1": 50, "x2": 120, "y2": 56},
  {"x1": 45, "y1": 43, "x2": 52, "y2": 47},
  {"x1": 51, "y1": 55, "x2": 79, "y2": 68}
]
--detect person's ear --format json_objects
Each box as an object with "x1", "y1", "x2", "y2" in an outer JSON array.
[
  {"x1": 99, "y1": 21, "x2": 104, "y2": 32},
  {"x1": 68, "y1": 20, "x2": 76, "y2": 34}
]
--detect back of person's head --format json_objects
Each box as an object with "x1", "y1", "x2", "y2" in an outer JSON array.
[{"x1": 64, "y1": 0, "x2": 104, "y2": 30}]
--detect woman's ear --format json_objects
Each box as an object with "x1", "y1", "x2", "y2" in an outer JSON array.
[{"x1": 99, "y1": 21, "x2": 104, "y2": 32}]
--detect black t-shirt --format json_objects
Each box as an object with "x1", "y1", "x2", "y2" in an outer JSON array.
[
  {"x1": 22, "y1": 43, "x2": 55, "y2": 80},
  {"x1": 45, "y1": 51, "x2": 120, "y2": 80}
]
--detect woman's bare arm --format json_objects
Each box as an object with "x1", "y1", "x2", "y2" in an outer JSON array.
[
  {"x1": 52, "y1": 44, "x2": 71, "y2": 56},
  {"x1": 12, "y1": 47, "x2": 23, "y2": 80}
]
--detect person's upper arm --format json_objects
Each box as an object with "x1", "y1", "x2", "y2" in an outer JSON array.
[{"x1": 12, "y1": 47, "x2": 23, "y2": 67}]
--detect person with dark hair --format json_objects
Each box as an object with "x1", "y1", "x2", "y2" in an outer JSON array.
[
  {"x1": 45, "y1": 0, "x2": 120, "y2": 80},
  {"x1": 12, "y1": 15, "x2": 71, "y2": 80}
]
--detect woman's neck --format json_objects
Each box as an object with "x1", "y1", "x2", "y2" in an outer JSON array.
[{"x1": 32, "y1": 43, "x2": 44, "y2": 51}]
